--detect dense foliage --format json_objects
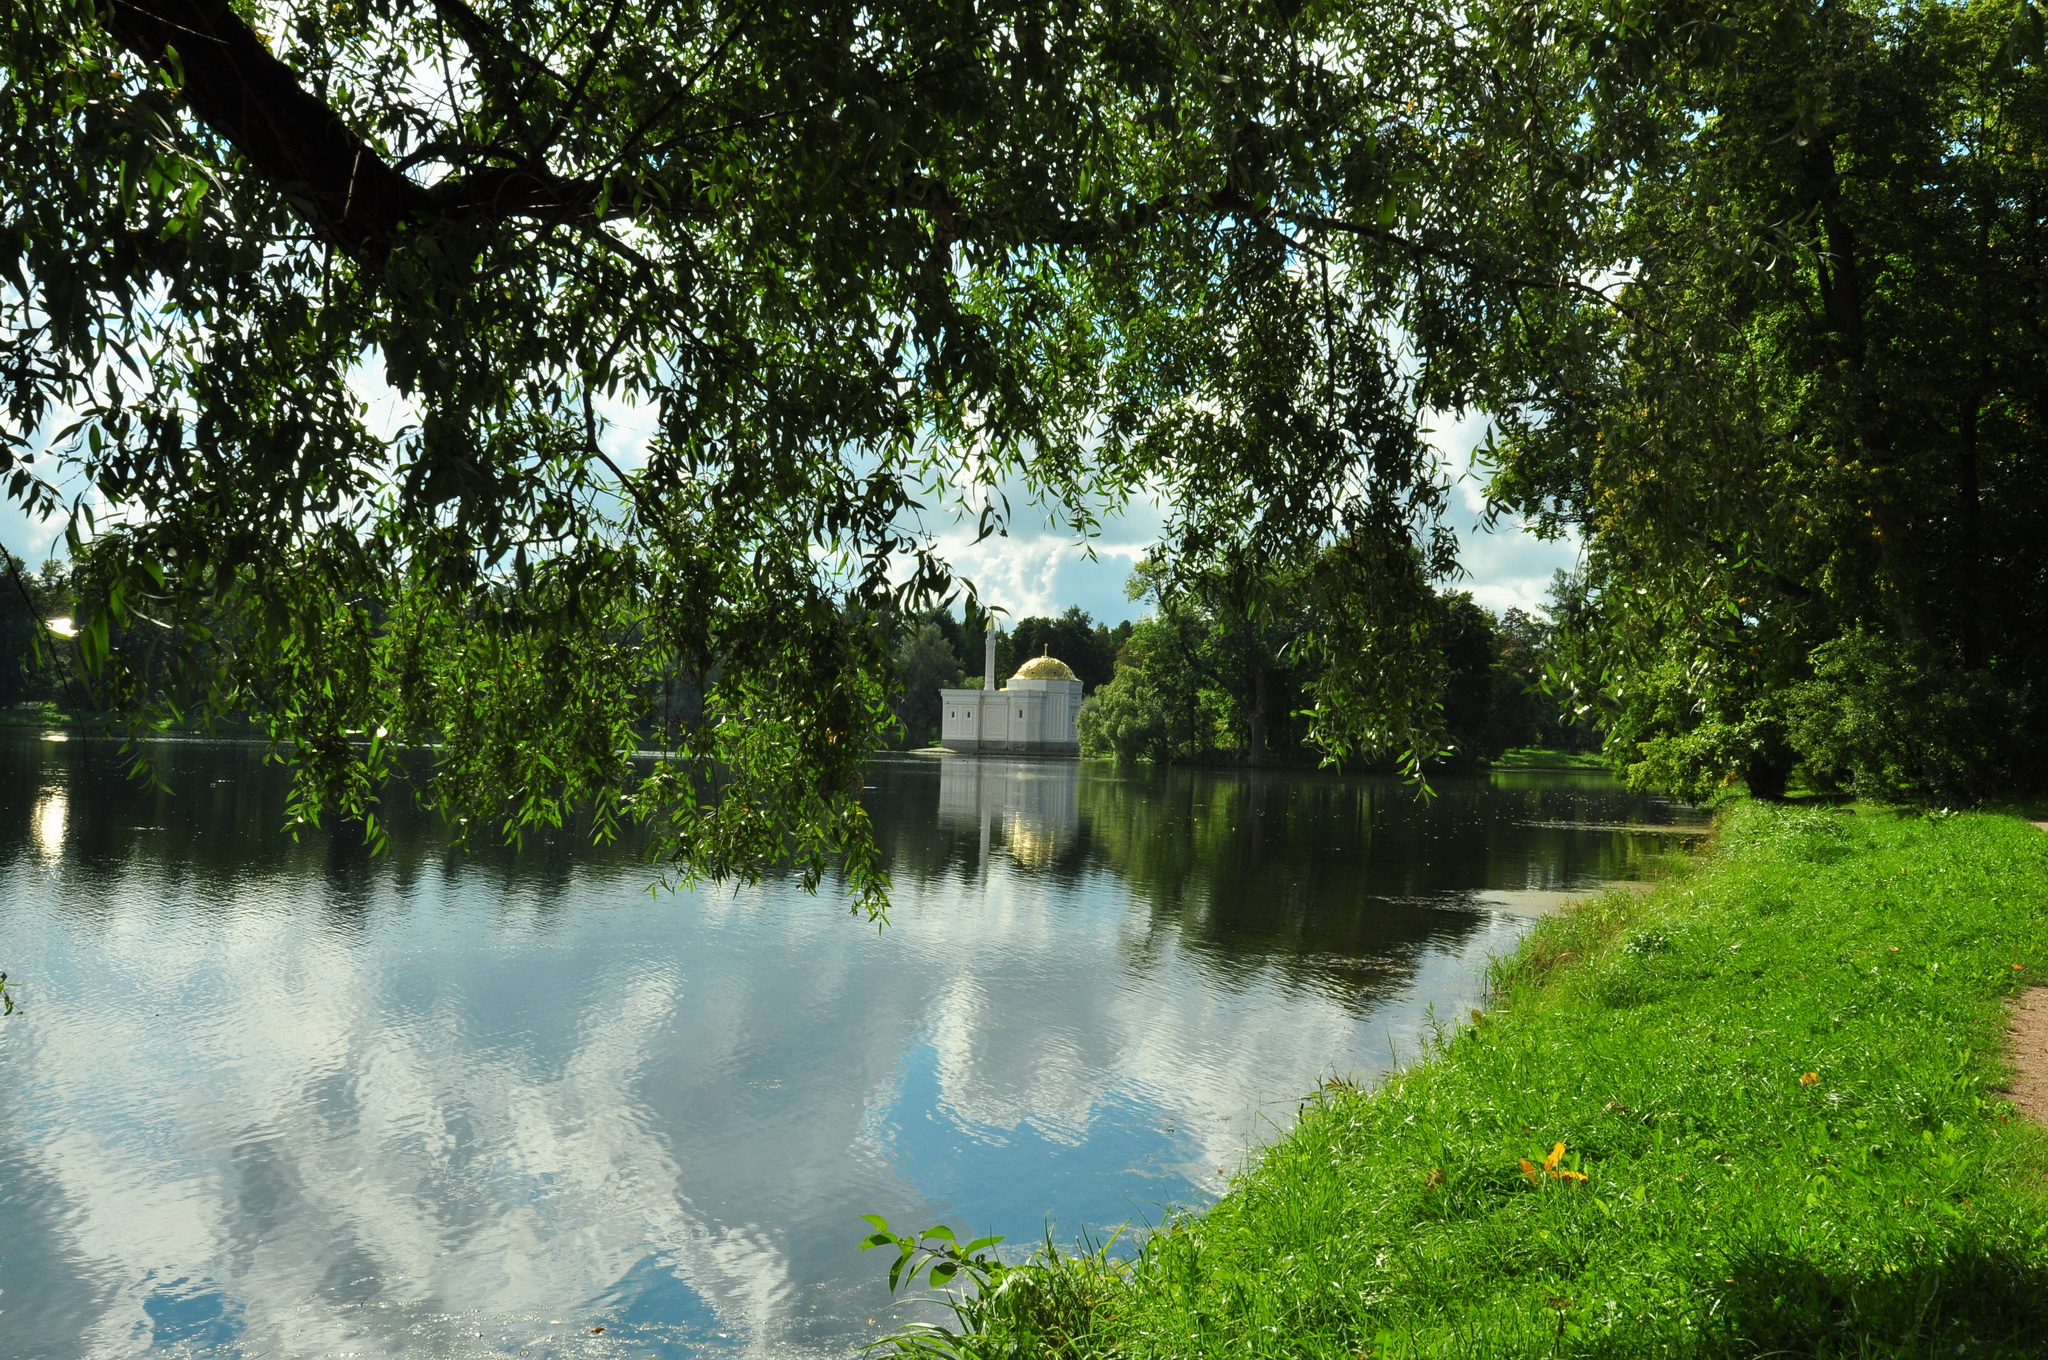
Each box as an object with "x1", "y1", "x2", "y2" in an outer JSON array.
[
  {"x1": 5, "y1": 0, "x2": 1583, "y2": 904},
  {"x1": 10, "y1": 0, "x2": 2048, "y2": 905},
  {"x1": 1491, "y1": 0, "x2": 2048, "y2": 802},
  {"x1": 1003, "y1": 609, "x2": 1129, "y2": 694},
  {"x1": 1076, "y1": 569, "x2": 1581, "y2": 768},
  {"x1": 0, "y1": 553, "x2": 71, "y2": 710}
]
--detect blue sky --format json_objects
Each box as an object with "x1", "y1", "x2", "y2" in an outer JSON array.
[{"x1": 0, "y1": 479, "x2": 65, "y2": 564}]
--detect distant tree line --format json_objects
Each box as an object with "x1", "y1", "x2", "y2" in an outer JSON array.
[
  {"x1": 1072, "y1": 564, "x2": 1592, "y2": 769},
  {"x1": 5, "y1": 548, "x2": 1581, "y2": 778},
  {"x1": 0, "y1": 555, "x2": 74, "y2": 711},
  {"x1": 877, "y1": 567, "x2": 1594, "y2": 768}
]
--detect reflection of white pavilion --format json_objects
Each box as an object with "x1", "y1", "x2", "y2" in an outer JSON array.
[
  {"x1": 936, "y1": 755, "x2": 1081, "y2": 872},
  {"x1": 938, "y1": 630, "x2": 1084, "y2": 756}
]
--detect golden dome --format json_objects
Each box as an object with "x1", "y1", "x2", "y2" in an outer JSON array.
[{"x1": 1012, "y1": 653, "x2": 1078, "y2": 681}]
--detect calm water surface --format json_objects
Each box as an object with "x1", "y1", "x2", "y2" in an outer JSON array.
[{"x1": 0, "y1": 736, "x2": 1702, "y2": 1359}]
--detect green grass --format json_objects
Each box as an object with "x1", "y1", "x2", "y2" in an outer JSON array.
[
  {"x1": 0, "y1": 703, "x2": 75, "y2": 728},
  {"x1": 907, "y1": 803, "x2": 2048, "y2": 1357},
  {"x1": 1492, "y1": 747, "x2": 1610, "y2": 771}
]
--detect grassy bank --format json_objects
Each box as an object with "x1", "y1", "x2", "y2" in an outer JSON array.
[
  {"x1": 1491, "y1": 747, "x2": 1609, "y2": 771},
  {"x1": 0, "y1": 703, "x2": 78, "y2": 728},
  {"x1": 894, "y1": 803, "x2": 2048, "y2": 1357}
]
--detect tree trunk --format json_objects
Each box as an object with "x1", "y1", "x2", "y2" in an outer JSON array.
[
  {"x1": 1956, "y1": 371, "x2": 1987, "y2": 669},
  {"x1": 1247, "y1": 655, "x2": 1269, "y2": 766},
  {"x1": 1810, "y1": 159, "x2": 1928, "y2": 643},
  {"x1": 104, "y1": 0, "x2": 596, "y2": 261}
]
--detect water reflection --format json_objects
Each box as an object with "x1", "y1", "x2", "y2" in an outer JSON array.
[
  {"x1": 936, "y1": 756, "x2": 1079, "y2": 875},
  {"x1": 0, "y1": 739, "x2": 1700, "y2": 1359},
  {"x1": 30, "y1": 787, "x2": 63, "y2": 859}
]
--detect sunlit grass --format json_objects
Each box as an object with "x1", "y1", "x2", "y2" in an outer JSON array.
[
  {"x1": 1490, "y1": 747, "x2": 1610, "y2": 771},
  {"x1": 892, "y1": 802, "x2": 2048, "y2": 1357}
]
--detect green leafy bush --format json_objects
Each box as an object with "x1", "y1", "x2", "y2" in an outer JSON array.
[{"x1": 1787, "y1": 630, "x2": 2034, "y2": 803}]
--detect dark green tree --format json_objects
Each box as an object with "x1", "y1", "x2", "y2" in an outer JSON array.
[
  {"x1": 1077, "y1": 612, "x2": 1219, "y2": 762},
  {"x1": 1435, "y1": 592, "x2": 1517, "y2": 768},
  {"x1": 890, "y1": 621, "x2": 961, "y2": 748},
  {"x1": 1493, "y1": 599, "x2": 1598, "y2": 754},
  {"x1": 1488, "y1": 0, "x2": 2048, "y2": 801},
  {"x1": 0, "y1": 555, "x2": 74, "y2": 710},
  {"x1": 1007, "y1": 606, "x2": 1119, "y2": 691},
  {"x1": 0, "y1": 555, "x2": 48, "y2": 708}
]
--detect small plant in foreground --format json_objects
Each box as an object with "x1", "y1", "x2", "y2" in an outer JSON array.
[
  {"x1": 861, "y1": 1215, "x2": 1130, "y2": 1358},
  {"x1": 861, "y1": 1218, "x2": 1008, "y2": 1295}
]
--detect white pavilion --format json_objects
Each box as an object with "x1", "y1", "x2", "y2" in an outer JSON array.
[{"x1": 938, "y1": 631, "x2": 1084, "y2": 756}]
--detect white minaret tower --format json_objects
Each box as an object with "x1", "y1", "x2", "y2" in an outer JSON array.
[{"x1": 984, "y1": 626, "x2": 998, "y2": 691}]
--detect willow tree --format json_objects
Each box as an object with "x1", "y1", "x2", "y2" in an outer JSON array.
[{"x1": 3, "y1": 0, "x2": 1597, "y2": 905}]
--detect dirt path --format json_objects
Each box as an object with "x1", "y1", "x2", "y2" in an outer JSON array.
[
  {"x1": 2011, "y1": 989, "x2": 2048, "y2": 1124},
  {"x1": 2013, "y1": 821, "x2": 2048, "y2": 1122}
]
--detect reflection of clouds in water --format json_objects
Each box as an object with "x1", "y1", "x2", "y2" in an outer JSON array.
[
  {"x1": 31, "y1": 787, "x2": 64, "y2": 857},
  {"x1": 882, "y1": 863, "x2": 1521, "y2": 1191},
  {"x1": 0, "y1": 749, "x2": 1603, "y2": 1359},
  {"x1": 9, "y1": 846, "x2": 1443, "y2": 1356},
  {"x1": 11, "y1": 878, "x2": 791, "y2": 1358}
]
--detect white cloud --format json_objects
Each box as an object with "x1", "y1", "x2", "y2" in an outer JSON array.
[
  {"x1": 932, "y1": 519, "x2": 1157, "y2": 625},
  {"x1": 1429, "y1": 409, "x2": 1581, "y2": 618},
  {"x1": 912, "y1": 412, "x2": 1579, "y2": 627}
]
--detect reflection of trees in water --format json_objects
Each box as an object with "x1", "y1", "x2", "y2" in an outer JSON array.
[
  {"x1": 0, "y1": 737, "x2": 638, "y2": 921},
  {"x1": 869, "y1": 757, "x2": 1098, "y2": 891},
  {"x1": 865, "y1": 758, "x2": 974, "y2": 887},
  {"x1": 860, "y1": 759, "x2": 1698, "y2": 1008},
  {"x1": 941, "y1": 758, "x2": 1082, "y2": 875},
  {"x1": 4, "y1": 742, "x2": 1696, "y2": 954},
  {"x1": 1074, "y1": 768, "x2": 1481, "y2": 1006},
  {"x1": 1070, "y1": 766, "x2": 1700, "y2": 1009}
]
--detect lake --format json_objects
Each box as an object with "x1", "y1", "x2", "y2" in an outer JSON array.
[{"x1": 0, "y1": 736, "x2": 1703, "y2": 1359}]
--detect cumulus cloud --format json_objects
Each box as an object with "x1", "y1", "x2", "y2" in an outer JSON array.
[
  {"x1": 1431, "y1": 409, "x2": 1582, "y2": 619},
  {"x1": 921, "y1": 412, "x2": 1581, "y2": 628}
]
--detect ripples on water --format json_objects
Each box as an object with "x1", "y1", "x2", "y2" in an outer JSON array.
[{"x1": 0, "y1": 737, "x2": 1702, "y2": 1358}]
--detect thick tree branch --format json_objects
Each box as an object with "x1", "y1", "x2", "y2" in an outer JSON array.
[{"x1": 108, "y1": 0, "x2": 600, "y2": 261}]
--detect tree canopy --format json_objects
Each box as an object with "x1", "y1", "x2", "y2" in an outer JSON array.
[
  {"x1": 6, "y1": 0, "x2": 1579, "y2": 908},
  {"x1": 1076, "y1": 569, "x2": 1575, "y2": 769},
  {"x1": 7, "y1": 0, "x2": 2048, "y2": 908},
  {"x1": 1491, "y1": 0, "x2": 2048, "y2": 802}
]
